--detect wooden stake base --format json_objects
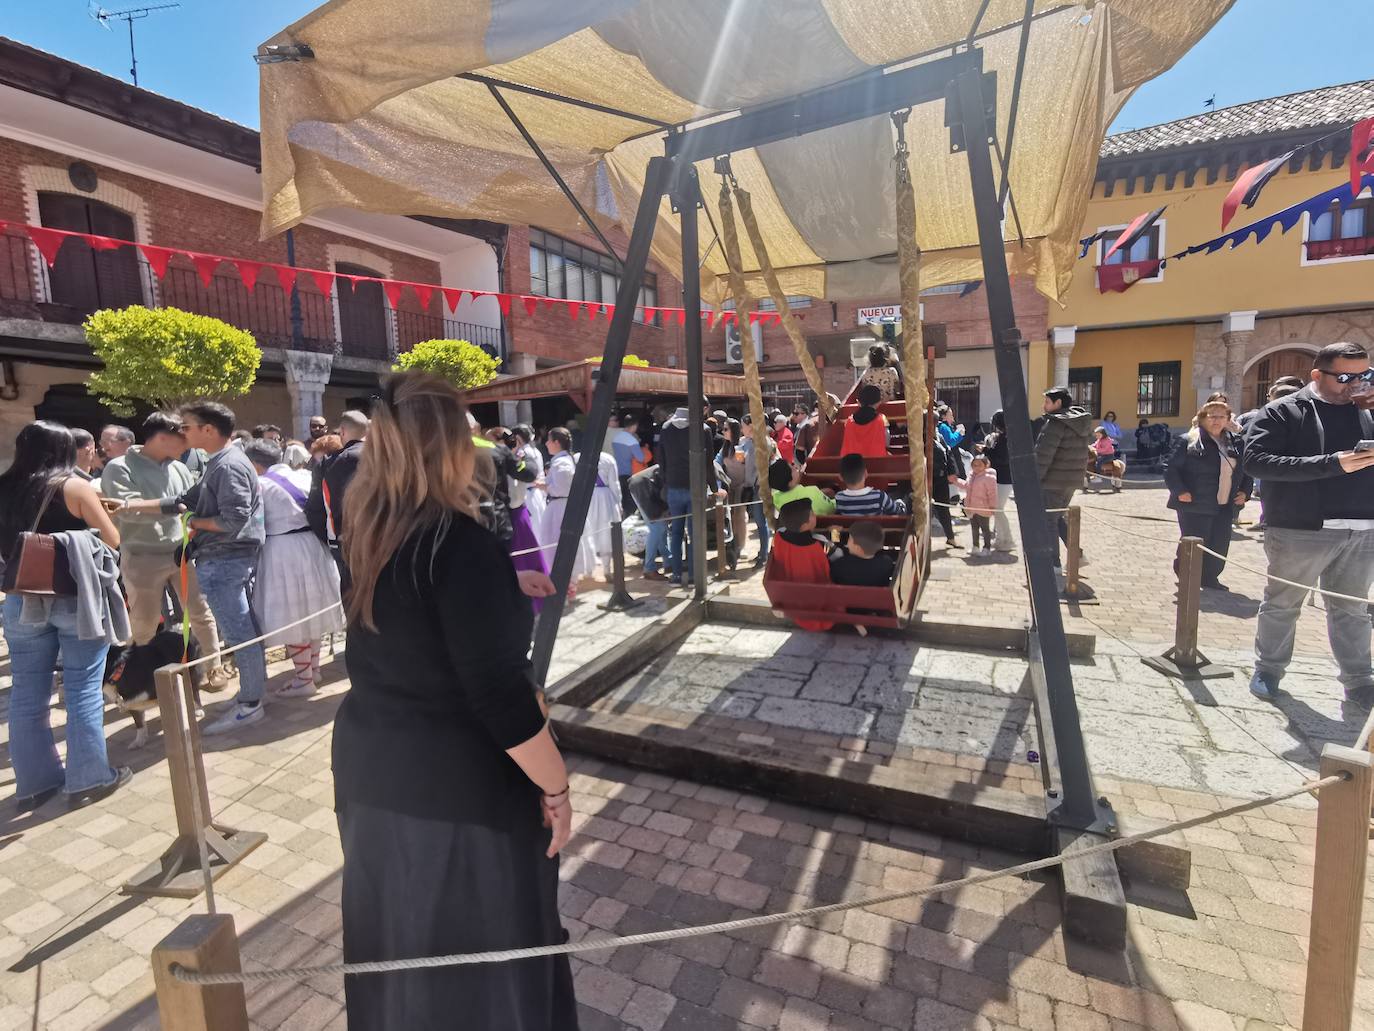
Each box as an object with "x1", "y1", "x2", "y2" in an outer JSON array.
[
  {"x1": 122, "y1": 825, "x2": 267, "y2": 899},
  {"x1": 1142, "y1": 650, "x2": 1235, "y2": 681}
]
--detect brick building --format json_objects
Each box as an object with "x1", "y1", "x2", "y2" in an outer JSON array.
[{"x1": 0, "y1": 38, "x2": 693, "y2": 463}]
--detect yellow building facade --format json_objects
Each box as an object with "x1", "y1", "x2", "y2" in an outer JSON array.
[{"x1": 1035, "y1": 80, "x2": 1374, "y2": 437}]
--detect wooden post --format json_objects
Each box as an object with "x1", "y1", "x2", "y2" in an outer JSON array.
[
  {"x1": 152, "y1": 914, "x2": 248, "y2": 1031},
  {"x1": 122, "y1": 667, "x2": 266, "y2": 897},
  {"x1": 1058, "y1": 506, "x2": 1096, "y2": 602},
  {"x1": 1142, "y1": 537, "x2": 1231, "y2": 680},
  {"x1": 598, "y1": 521, "x2": 641, "y2": 612},
  {"x1": 1302, "y1": 744, "x2": 1372, "y2": 1031},
  {"x1": 714, "y1": 498, "x2": 729, "y2": 580}
]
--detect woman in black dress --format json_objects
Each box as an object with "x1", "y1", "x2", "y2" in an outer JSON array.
[
  {"x1": 336, "y1": 372, "x2": 577, "y2": 1030},
  {"x1": 1163, "y1": 399, "x2": 1252, "y2": 591}
]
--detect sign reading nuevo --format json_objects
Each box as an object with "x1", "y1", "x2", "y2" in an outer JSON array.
[{"x1": 857, "y1": 304, "x2": 901, "y2": 325}]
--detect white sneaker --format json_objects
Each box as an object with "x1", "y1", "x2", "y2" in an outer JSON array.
[
  {"x1": 275, "y1": 680, "x2": 318, "y2": 700},
  {"x1": 202, "y1": 702, "x2": 265, "y2": 736}
]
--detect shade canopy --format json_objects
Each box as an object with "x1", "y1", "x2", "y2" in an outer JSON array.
[{"x1": 258, "y1": 0, "x2": 1231, "y2": 306}]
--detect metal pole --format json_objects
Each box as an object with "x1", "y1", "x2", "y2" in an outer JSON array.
[
  {"x1": 954, "y1": 69, "x2": 1099, "y2": 832},
  {"x1": 676, "y1": 167, "x2": 709, "y2": 600},
  {"x1": 598, "y1": 521, "x2": 642, "y2": 612},
  {"x1": 531, "y1": 156, "x2": 671, "y2": 686},
  {"x1": 285, "y1": 229, "x2": 304, "y2": 350}
]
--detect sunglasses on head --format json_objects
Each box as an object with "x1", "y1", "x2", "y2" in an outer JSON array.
[{"x1": 1318, "y1": 368, "x2": 1374, "y2": 384}]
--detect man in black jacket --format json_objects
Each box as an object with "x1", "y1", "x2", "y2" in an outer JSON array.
[
  {"x1": 1034, "y1": 387, "x2": 1093, "y2": 568},
  {"x1": 1244, "y1": 342, "x2": 1374, "y2": 704},
  {"x1": 306, "y1": 409, "x2": 368, "y2": 580},
  {"x1": 658, "y1": 405, "x2": 721, "y2": 586}
]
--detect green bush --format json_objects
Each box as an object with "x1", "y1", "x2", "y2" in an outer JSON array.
[
  {"x1": 84, "y1": 305, "x2": 261, "y2": 416},
  {"x1": 591, "y1": 354, "x2": 651, "y2": 367},
  {"x1": 393, "y1": 339, "x2": 499, "y2": 390}
]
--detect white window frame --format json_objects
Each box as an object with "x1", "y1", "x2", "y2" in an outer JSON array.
[
  {"x1": 1093, "y1": 219, "x2": 1166, "y2": 286},
  {"x1": 1298, "y1": 186, "x2": 1374, "y2": 268}
]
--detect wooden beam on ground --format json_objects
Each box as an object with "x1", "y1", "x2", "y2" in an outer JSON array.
[
  {"x1": 1056, "y1": 827, "x2": 1127, "y2": 949},
  {"x1": 704, "y1": 597, "x2": 1096, "y2": 658},
  {"x1": 547, "y1": 597, "x2": 702, "y2": 707}
]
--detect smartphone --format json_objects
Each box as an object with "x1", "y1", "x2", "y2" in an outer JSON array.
[{"x1": 1355, "y1": 440, "x2": 1374, "y2": 452}]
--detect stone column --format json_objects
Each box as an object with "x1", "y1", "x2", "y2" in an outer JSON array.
[
  {"x1": 1050, "y1": 325, "x2": 1077, "y2": 389},
  {"x1": 1221, "y1": 310, "x2": 1257, "y2": 408},
  {"x1": 283, "y1": 350, "x2": 334, "y2": 441},
  {"x1": 505, "y1": 351, "x2": 537, "y2": 427}
]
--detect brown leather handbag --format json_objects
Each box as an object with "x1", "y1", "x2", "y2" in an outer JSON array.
[{"x1": 2, "y1": 482, "x2": 74, "y2": 596}]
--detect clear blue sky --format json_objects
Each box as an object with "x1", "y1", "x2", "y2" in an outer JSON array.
[{"x1": 3, "y1": 0, "x2": 1371, "y2": 131}]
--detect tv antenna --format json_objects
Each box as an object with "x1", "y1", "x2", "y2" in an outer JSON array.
[{"x1": 89, "y1": 2, "x2": 181, "y2": 86}]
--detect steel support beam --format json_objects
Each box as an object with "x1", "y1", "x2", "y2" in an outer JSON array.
[
  {"x1": 953, "y1": 69, "x2": 1103, "y2": 834},
  {"x1": 531, "y1": 155, "x2": 671, "y2": 686},
  {"x1": 674, "y1": 167, "x2": 710, "y2": 599},
  {"x1": 665, "y1": 51, "x2": 980, "y2": 165}
]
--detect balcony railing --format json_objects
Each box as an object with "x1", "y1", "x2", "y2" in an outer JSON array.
[{"x1": 0, "y1": 230, "x2": 503, "y2": 361}]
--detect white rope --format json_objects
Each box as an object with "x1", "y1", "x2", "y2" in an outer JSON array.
[
  {"x1": 180, "y1": 602, "x2": 344, "y2": 670},
  {"x1": 172, "y1": 773, "x2": 1342, "y2": 986},
  {"x1": 1077, "y1": 508, "x2": 1374, "y2": 605}
]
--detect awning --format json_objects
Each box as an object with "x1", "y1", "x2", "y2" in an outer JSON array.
[
  {"x1": 257, "y1": 1, "x2": 1232, "y2": 306},
  {"x1": 463, "y1": 359, "x2": 749, "y2": 411}
]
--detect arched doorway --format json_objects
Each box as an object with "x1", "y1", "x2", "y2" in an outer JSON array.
[{"x1": 1242, "y1": 348, "x2": 1315, "y2": 410}]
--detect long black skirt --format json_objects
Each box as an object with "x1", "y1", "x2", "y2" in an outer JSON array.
[{"x1": 337, "y1": 801, "x2": 579, "y2": 1031}]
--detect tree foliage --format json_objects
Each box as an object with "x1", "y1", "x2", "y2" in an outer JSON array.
[
  {"x1": 393, "y1": 338, "x2": 500, "y2": 390},
  {"x1": 84, "y1": 305, "x2": 261, "y2": 416}
]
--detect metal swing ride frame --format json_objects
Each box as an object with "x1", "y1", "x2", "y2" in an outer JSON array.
[{"x1": 514, "y1": 46, "x2": 1114, "y2": 855}]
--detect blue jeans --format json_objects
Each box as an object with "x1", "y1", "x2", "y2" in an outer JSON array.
[
  {"x1": 3, "y1": 595, "x2": 116, "y2": 798},
  {"x1": 643, "y1": 518, "x2": 669, "y2": 574},
  {"x1": 749, "y1": 498, "x2": 771, "y2": 561},
  {"x1": 666, "y1": 487, "x2": 693, "y2": 581},
  {"x1": 196, "y1": 553, "x2": 267, "y2": 705}
]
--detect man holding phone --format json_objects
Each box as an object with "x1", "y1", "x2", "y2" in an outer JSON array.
[{"x1": 1244, "y1": 342, "x2": 1374, "y2": 705}]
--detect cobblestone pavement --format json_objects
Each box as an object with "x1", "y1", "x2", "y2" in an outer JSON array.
[{"x1": 0, "y1": 515, "x2": 1371, "y2": 1030}]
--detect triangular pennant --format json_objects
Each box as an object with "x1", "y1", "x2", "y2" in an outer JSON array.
[
  {"x1": 643, "y1": 306, "x2": 658, "y2": 323},
  {"x1": 1221, "y1": 150, "x2": 1295, "y2": 230},
  {"x1": 27, "y1": 226, "x2": 70, "y2": 267},
  {"x1": 88, "y1": 235, "x2": 124, "y2": 252},
  {"x1": 1354, "y1": 118, "x2": 1374, "y2": 197},
  {"x1": 704, "y1": 310, "x2": 715, "y2": 330},
  {"x1": 603, "y1": 304, "x2": 616, "y2": 320},
  {"x1": 412, "y1": 283, "x2": 434, "y2": 311},
  {"x1": 1103, "y1": 205, "x2": 1166, "y2": 262},
  {"x1": 191, "y1": 253, "x2": 223, "y2": 288},
  {"x1": 674, "y1": 309, "x2": 686, "y2": 326},
  {"x1": 497, "y1": 293, "x2": 512, "y2": 316},
  {"x1": 309, "y1": 269, "x2": 335, "y2": 297},
  {"x1": 442, "y1": 288, "x2": 464, "y2": 312},
  {"x1": 381, "y1": 280, "x2": 404, "y2": 309},
  {"x1": 234, "y1": 259, "x2": 264, "y2": 293},
  {"x1": 748, "y1": 311, "x2": 762, "y2": 324},
  {"x1": 522, "y1": 295, "x2": 539, "y2": 316},
  {"x1": 542, "y1": 297, "x2": 559, "y2": 312},
  {"x1": 566, "y1": 301, "x2": 581, "y2": 319},
  {"x1": 138, "y1": 244, "x2": 177, "y2": 279},
  {"x1": 273, "y1": 264, "x2": 298, "y2": 295},
  {"x1": 338, "y1": 275, "x2": 359, "y2": 294}
]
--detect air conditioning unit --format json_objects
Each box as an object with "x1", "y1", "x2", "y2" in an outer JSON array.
[{"x1": 725, "y1": 324, "x2": 744, "y2": 365}]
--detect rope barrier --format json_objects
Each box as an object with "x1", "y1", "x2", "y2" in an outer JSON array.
[{"x1": 171, "y1": 773, "x2": 1342, "y2": 986}]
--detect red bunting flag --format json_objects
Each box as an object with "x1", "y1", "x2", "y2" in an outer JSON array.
[
  {"x1": 1353, "y1": 118, "x2": 1374, "y2": 197},
  {"x1": 337, "y1": 275, "x2": 358, "y2": 294},
  {"x1": 26, "y1": 226, "x2": 69, "y2": 267},
  {"x1": 234, "y1": 260, "x2": 264, "y2": 293},
  {"x1": 381, "y1": 280, "x2": 404, "y2": 309},
  {"x1": 643, "y1": 307, "x2": 658, "y2": 323},
  {"x1": 442, "y1": 288, "x2": 464, "y2": 312},
  {"x1": 1103, "y1": 206, "x2": 1166, "y2": 262},
  {"x1": 566, "y1": 301, "x2": 581, "y2": 319},
  {"x1": 1221, "y1": 150, "x2": 1296, "y2": 230},
  {"x1": 139, "y1": 244, "x2": 177, "y2": 279},
  {"x1": 412, "y1": 283, "x2": 434, "y2": 311},
  {"x1": 309, "y1": 270, "x2": 335, "y2": 297},
  {"x1": 497, "y1": 294, "x2": 512, "y2": 316},
  {"x1": 1097, "y1": 259, "x2": 1161, "y2": 293},
  {"x1": 522, "y1": 295, "x2": 539, "y2": 316},
  {"x1": 273, "y1": 265, "x2": 298, "y2": 295},
  {"x1": 704, "y1": 310, "x2": 715, "y2": 329},
  {"x1": 674, "y1": 309, "x2": 686, "y2": 326},
  {"x1": 603, "y1": 304, "x2": 616, "y2": 320},
  {"x1": 88, "y1": 235, "x2": 124, "y2": 252},
  {"x1": 191, "y1": 254, "x2": 222, "y2": 288}
]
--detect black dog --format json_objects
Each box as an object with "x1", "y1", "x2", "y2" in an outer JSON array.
[{"x1": 103, "y1": 629, "x2": 206, "y2": 749}]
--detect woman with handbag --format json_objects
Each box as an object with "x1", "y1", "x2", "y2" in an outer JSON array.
[
  {"x1": 0, "y1": 421, "x2": 131, "y2": 812},
  {"x1": 334, "y1": 373, "x2": 577, "y2": 1029}
]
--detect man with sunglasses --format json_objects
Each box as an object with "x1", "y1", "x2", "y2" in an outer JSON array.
[{"x1": 1244, "y1": 342, "x2": 1374, "y2": 705}]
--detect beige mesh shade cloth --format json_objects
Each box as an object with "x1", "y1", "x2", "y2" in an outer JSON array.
[{"x1": 258, "y1": 0, "x2": 1232, "y2": 306}]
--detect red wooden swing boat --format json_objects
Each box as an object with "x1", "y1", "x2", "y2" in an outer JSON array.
[{"x1": 762, "y1": 374, "x2": 933, "y2": 630}]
